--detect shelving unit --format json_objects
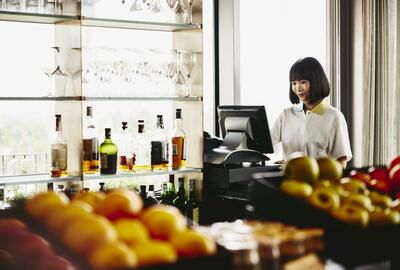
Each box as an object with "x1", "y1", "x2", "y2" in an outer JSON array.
[{"x1": 0, "y1": 2, "x2": 204, "y2": 191}]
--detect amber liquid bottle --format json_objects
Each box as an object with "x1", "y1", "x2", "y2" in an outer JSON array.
[
  {"x1": 82, "y1": 106, "x2": 99, "y2": 174},
  {"x1": 171, "y1": 109, "x2": 186, "y2": 169},
  {"x1": 50, "y1": 114, "x2": 68, "y2": 177}
]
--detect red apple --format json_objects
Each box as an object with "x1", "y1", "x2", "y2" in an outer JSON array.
[
  {"x1": 389, "y1": 165, "x2": 400, "y2": 189},
  {"x1": 31, "y1": 253, "x2": 76, "y2": 270},
  {"x1": 368, "y1": 166, "x2": 389, "y2": 182},
  {"x1": 8, "y1": 233, "x2": 52, "y2": 259},
  {"x1": 0, "y1": 249, "x2": 16, "y2": 269},
  {"x1": 349, "y1": 170, "x2": 371, "y2": 185},
  {"x1": 368, "y1": 167, "x2": 390, "y2": 194},
  {"x1": 389, "y1": 156, "x2": 400, "y2": 172}
]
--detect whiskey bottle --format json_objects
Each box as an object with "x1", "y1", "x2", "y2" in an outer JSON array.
[
  {"x1": 186, "y1": 179, "x2": 200, "y2": 226},
  {"x1": 83, "y1": 106, "x2": 99, "y2": 174},
  {"x1": 118, "y1": 121, "x2": 134, "y2": 173},
  {"x1": 151, "y1": 115, "x2": 169, "y2": 171},
  {"x1": 133, "y1": 120, "x2": 151, "y2": 172},
  {"x1": 171, "y1": 109, "x2": 186, "y2": 169},
  {"x1": 100, "y1": 128, "x2": 118, "y2": 174},
  {"x1": 173, "y1": 177, "x2": 187, "y2": 214},
  {"x1": 50, "y1": 114, "x2": 68, "y2": 177}
]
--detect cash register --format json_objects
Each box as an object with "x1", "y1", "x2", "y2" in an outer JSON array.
[{"x1": 201, "y1": 105, "x2": 281, "y2": 224}]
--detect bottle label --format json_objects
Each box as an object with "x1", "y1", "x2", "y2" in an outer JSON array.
[
  {"x1": 100, "y1": 153, "x2": 108, "y2": 168},
  {"x1": 172, "y1": 143, "x2": 178, "y2": 156},
  {"x1": 51, "y1": 144, "x2": 67, "y2": 170}
]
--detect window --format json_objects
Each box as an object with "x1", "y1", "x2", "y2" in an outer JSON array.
[{"x1": 238, "y1": 0, "x2": 327, "y2": 126}]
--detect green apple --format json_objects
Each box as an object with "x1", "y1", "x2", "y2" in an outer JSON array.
[
  {"x1": 284, "y1": 155, "x2": 319, "y2": 184},
  {"x1": 340, "y1": 178, "x2": 368, "y2": 195},
  {"x1": 281, "y1": 179, "x2": 313, "y2": 200},
  {"x1": 369, "y1": 208, "x2": 400, "y2": 225},
  {"x1": 308, "y1": 186, "x2": 340, "y2": 212},
  {"x1": 315, "y1": 179, "x2": 332, "y2": 188},
  {"x1": 369, "y1": 191, "x2": 394, "y2": 209},
  {"x1": 342, "y1": 193, "x2": 373, "y2": 211},
  {"x1": 317, "y1": 157, "x2": 343, "y2": 183},
  {"x1": 333, "y1": 203, "x2": 369, "y2": 227}
]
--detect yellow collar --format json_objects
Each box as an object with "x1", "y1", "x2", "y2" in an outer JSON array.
[{"x1": 310, "y1": 99, "x2": 328, "y2": 115}]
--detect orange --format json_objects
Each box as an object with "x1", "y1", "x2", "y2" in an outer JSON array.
[
  {"x1": 113, "y1": 219, "x2": 150, "y2": 246},
  {"x1": 62, "y1": 214, "x2": 117, "y2": 255},
  {"x1": 140, "y1": 205, "x2": 186, "y2": 240},
  {"x1": 87, "y1": 241, "x2": 137, "y2": 270},
  {"x1": 95, "y1": 189, "x2": 143, "y2": 221},
  {"x1": 130, "y1": 240, "x2": 177, "y2": 267},
  {"x1": 72, "y1": 191, "x2": 106, "y2": 209},
  {"x1": 45, "y1": 200, "x2": 93, "y2": 236},
  {"x1": 25, "y1": 191, "x2": 69, "y2": 220},
  {"x1": 170, "y1": 229, "x2": 216, "y2": 257}
]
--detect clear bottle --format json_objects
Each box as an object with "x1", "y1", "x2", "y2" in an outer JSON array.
[
  {"x1": 50, "y1": 114, "x2": 68, "y2": 177},
  {"x1": 147, "y1": 185, "x2": 159, "y2": 206},
  {"x1": 83, "y1": 106, "x2": 99, "y2": 174},
  {"x1": 133, "y1": 120, "x2": 151, "y2": 172},
  {"x1": 151, "y1": 115, "x2": 169, "y2": 171},
  {"x1": 171, "y1": 109, "x2": 186, "y2": 169},
  {"x1": 186, "y1": 178, "x2": 200, "y2": 226},
  {"x1": 173, "y1": 177, "x2": 187, "y2": 214},
  {"x1": 118, "y1": 121, "x2": 134, "y2": 173},
  {"x1": 100, "y1": 128, "x2": 118, "y2": 175}
]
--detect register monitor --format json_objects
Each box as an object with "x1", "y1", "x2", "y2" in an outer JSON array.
[{"x1": 204, "y1": 105, "x2": 274, "y2": 165}]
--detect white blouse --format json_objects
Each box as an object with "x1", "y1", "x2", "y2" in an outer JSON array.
[{"x1": 271, "y1": 100, "x2": 352, "y2": 161}]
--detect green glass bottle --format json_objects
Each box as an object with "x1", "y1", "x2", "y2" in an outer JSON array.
[
  {"x1": 160, "y1": 174, "x2": 176, "y2": 205},
  {"x1": 100, "y1": 128, "x2": 118, "y2": 174},
  {"x1": 186, "y1": 179, "x2": 200, "y2": 226},
  {"x1": 173, "y1": 177, "x2": 187, "y2": 214}
]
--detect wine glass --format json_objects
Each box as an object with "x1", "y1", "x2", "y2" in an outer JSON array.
[
  {"x1": 42, "y1": 47, "x2": 68, "y2": 96},
  {"x1": 179, "y1": 50, "x2": 197, "y2": 96}
]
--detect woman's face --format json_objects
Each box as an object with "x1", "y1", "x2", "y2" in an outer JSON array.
[{"x1": 291, "y1": 79, "x2": 310, "y2": 103}]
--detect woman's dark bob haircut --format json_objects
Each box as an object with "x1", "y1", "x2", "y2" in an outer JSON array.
[{"x1": 289, "y1": 57, "x2": 330, "y2": 104}]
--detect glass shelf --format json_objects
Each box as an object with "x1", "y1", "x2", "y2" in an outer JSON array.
[
  {"x1": 83, "y1": 167, "x2": 202, "y2": 181},
  {"x1": 0, "y1": 168, "x2": 202, "y2": 186},
  {"x1": 81, "y1": 16, "x2": 202, "y2": 31},
  {"x1": 0, "y1": 96, "x2": 202, "y2": 101},
  {"x1": 0, "y1": 10, "x2": 79, "y2": 24},
  {"x1": 83, "y1": 96, "x2": 202, "y2": 101},
  {"x1": 0, "y1": 174, "x2": 80, "y2": 186},
  {"x1": 0, "y1": 96, "x2": 82, "y2": 101}
]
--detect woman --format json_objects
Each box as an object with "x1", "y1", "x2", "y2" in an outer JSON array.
[{"x1": 271, "y1": 57, "x2": 352, "y2": 167}]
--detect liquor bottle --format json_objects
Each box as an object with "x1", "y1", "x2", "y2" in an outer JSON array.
[
  {"x1": 159, "y1": 182, "x2": 168, "y2": 203},
  {"x1": 118, "y1": 121, "x2": 134, "y2": 173},
  {"x1": 151, "y1": 115, "x2": 169, "y2": 171},
  {"x1": 82, "y1": 106, "x2": 99, "y2": 174},
  {"x1": 171, "y1": 109, "x2": 186, "y2": 169},
  {"x1": 47, "y1": 182, "x2": 54, "y2": 191},
  {"x1": 147, "y1": 185, "x2": 159, "y2": 205},
  {"x1": 160, "y1": 174, "x2": 176, "y2": 205},
  {"x1": 50, "y1": 114, "x2": 68, "y2": 177},
  {"x1": 133, "y1": 120, "x2": 151, "y2": 171},
  {"x1": 100, "y1": 128, "x2": 118, "y2": 174},
  {"x1": 186, "y1": 179, "x2": 200, "y2": 226},
  {"x1": 173, "y1": 177, "x2": 187, "y2": 214},
  {"x1": 140, "y1": 185, "x2": 158, "y2": 207}
]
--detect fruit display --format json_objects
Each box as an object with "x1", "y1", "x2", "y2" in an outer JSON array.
[
  {"x1": 280, "y1": 155, "x2": 400, "y2": 227},
  {"x1": 1, "y1": 188, "x2": 218, "y2": 270}
]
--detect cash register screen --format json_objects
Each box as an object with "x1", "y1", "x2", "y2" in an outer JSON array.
[{"x1": 217, "y1": 105, "x2": 274, "y2": 154}]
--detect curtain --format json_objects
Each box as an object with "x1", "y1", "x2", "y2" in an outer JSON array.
[{"x1": 362, "y1": 0, "x2": 399, "y2": 166}]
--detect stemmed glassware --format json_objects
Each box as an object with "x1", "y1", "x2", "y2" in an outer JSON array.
[
  {"x1": 42, "y1": 46, "x2": 68, "y2": 97},
  {"x1": 179, "y1": 50, "x2": 197, "y2": 96}
]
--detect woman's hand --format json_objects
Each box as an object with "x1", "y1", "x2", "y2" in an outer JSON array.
[{"x1": 337, "y1": 156, "x2": 347, "y2": 168}]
